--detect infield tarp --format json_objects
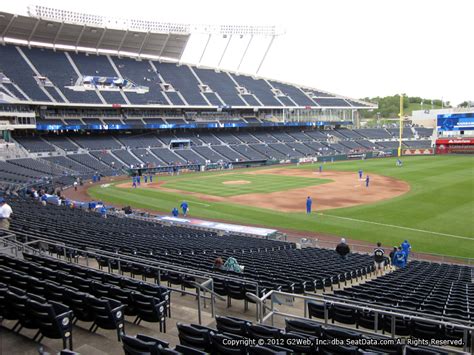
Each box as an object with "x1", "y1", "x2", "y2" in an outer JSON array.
[{"x1": 158, "y1": 216, "x2": 277, "y2": 237}]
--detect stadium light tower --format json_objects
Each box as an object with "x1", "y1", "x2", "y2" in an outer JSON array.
[{"x1": 192, "y1": 24, "x2": 285, "y2": 73}]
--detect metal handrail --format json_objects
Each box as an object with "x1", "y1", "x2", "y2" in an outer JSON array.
[
  {"x1": 13, "y1": 230, "x2": 260, "y2": 291},
  {"x1": 197, "y1": 279, "x2": 226, "y2": 301},
  {"x1": 1, "y1": 237, "x2": 221, "y2": 326},
  {"x1": 10, "y1": 232, "x2": 262, "y2": 309},
  {"x1": 255, "y1": 290, "x2": 474, "y2": 354},
  {"x1": 320, "y1": 292, "x2": 473, "y2": 327},
  {"x1": 5, "y1": 234, "x2": 254, "y2": 312}
]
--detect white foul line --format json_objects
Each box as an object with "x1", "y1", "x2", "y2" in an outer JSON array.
[{"x1": 317, "y1": 213, "x2": 472, "y2": 240}]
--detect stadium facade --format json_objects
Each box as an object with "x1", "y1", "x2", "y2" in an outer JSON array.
[{"x1": 0, "y1": 7, "x2": 436, "y2": 187}]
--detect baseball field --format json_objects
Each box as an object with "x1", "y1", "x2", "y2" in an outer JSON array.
[{"x1": 87, "y1": 155, "x2": 474, "y2": 258}]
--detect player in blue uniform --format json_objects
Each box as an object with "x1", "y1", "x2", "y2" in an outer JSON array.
[
  {"x1": 132, "y1": 176, "x2": 137, "y2": 188},
  {"x1": 319, "y1": 165, "x2": 323, "y2": 173},
  {"x1": 100, "y1": 206, "x2": 107, "y2": 218},
  {"x1": 172, "y1": 207, "x2": 179, "y2": 217},
  {"x1": 144, "y1": 175, "x2": 148, "y2": 183},
  {"x1": 401, "y1": 240, "x2": 411, "y2": 262},
  {"x1": 306, "y1": 196, "x2": 313, "y2": 214},
  {"x1": 358, "y1": 169, "x2": 363, "y2": 180},
  {"x1": 365, "y1": 175, "x2": 370, "y2": 188},
  {"x1": 149, "y1": 174, "x2": 153, "y2": 183},
  {"x1": 180, "y1": 201, "x2": 189, "y2": 216}
]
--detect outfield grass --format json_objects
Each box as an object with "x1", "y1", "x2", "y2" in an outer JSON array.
[
  {"x1": 89, "y1": 155, "x2": 474, "y2": 258},
  {"x1": 163, "y1": 172, "x2": 331, "y2": 197}
]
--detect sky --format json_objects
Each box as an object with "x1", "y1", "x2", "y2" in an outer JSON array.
[{"x1": 3, "y1": 0, "x2": 472, "y2": 105}]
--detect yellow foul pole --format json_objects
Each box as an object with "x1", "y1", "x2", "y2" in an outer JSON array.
[{"x1": 398, "y1": 94, "x2": 404, "y2": 157}]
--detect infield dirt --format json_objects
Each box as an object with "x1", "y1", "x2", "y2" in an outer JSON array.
[{"x1": 115, "y1": 168, "x2": 410, "y2": 213}]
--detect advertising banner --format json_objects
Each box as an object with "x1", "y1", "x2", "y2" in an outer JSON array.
[
  {"x1": 435, "y1": 138, "x2": 474, "y2": 154},
  {"x1": 403, "y1": 148, "x2": 434, "y2": 155}
]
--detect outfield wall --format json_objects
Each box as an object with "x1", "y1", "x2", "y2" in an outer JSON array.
[{"x1": 436, "y1": 138, "x2": 474, "y2": 154}]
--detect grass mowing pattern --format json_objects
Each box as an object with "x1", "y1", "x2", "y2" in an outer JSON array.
[
  {"x1": 89, "y1": 155, "x2": 474, "y2": 258},
  {"x1": 162, "y1": 172, "x2": 332, "y2": 197}
]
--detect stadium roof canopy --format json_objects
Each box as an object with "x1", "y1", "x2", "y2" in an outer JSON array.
[
  {"x1": 0, "y1": 6, "x2": 283, "y2": 61},
  {"x1": 0, "y1": 8, "x2": 190, "y2": 60}
]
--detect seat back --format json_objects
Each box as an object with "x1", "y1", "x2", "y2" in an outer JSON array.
[
  {"x1": 133, "y1": 293, "x2": 166, "y2": 322},
  {"x1": 215, "y1": 315, "x2": 249, "y2": 336},
  {"x1": 176, "y1": 323, "x2": 212, "y2": 351},
  {"x1": 285, "y1": 318, "x2": 322, "y2": 336},
  {"x1": 122, "y1": 334, "x2": 160, "y2": 355},
  {"x1": 246, "y1": 323, "x2": 282, "y2": 340},
  {"x1": 209, "y1": 332, "x2": 246, "y2": 355},
  {"x1": 308, "y1": 301, "x2": 332, "y2": 320},
  {"x1": 88, "y1": 296, "x2": 124, "y2": 330},
  {"x1": 27, "y1": 299, "x2": 73, "y2": 340}
]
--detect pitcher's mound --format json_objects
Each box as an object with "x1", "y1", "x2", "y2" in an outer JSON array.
[{"x1": 223, "y1": 180, "x2": 251, "y2": 185}]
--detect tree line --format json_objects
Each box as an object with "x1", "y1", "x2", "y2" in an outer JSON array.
[{"x1": 359, "y1": 95, "x2": 449, "y2": 119}]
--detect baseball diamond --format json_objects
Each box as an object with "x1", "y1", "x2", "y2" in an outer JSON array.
[{"x1": 84, "y1": 155, "x2": 474, "y2": 258}]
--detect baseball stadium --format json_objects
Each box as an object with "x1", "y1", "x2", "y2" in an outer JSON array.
[{"x1": 0, "y1": 3, "x2": 473, "y2": 355}]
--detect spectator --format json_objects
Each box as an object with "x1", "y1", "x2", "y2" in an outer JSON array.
[
  {"x1": 213, "y1": 257, "x2": 224, "y2": 270},
  {"x1": 223, "y1": 257, "x2": 244, "y2": 273},
  {"x1": 373, "y1": 242, "x2": 385, "y2": 275},
  {"x1": 393, "y1": 247, "x2": 407, "y2": 269},
  {"x1": 0, "y1": 198, "x2": 13, "y2": 230},
  {"x1": 335, "y1": 238, "x2": 350, "y2": 259},
  {"x1": 389, "y1": 246, "x2": 397, "y2": 267}
]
